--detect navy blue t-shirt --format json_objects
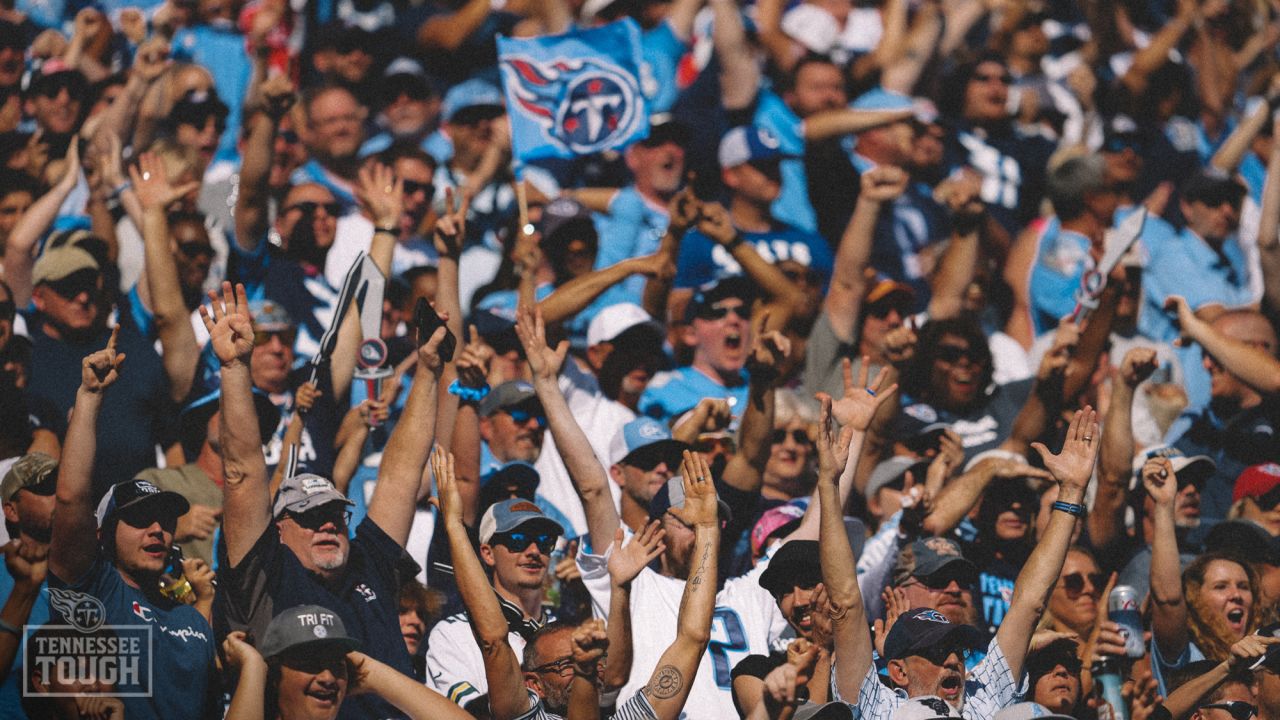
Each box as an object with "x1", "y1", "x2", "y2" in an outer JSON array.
[
  {"x1": 47, "y1": 557, "x2": 218, "y2": 719},
  {"x1": 673, "y1": 224, "x2": 834, "y2": 290},
  {"x1": 215, "y1": 517, "x2": 417, "y2": 720},
  {"x1": 227, "y1": 236, "x2": 341, "y2": 365}
]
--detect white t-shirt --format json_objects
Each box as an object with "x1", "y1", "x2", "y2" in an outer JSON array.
[
  {"x1": 325, "y1": 213, "x2": 439, "y2": 287},
  {"x1": 424, "y1": 611, "x2": 532, "y2": 709},
  {"x1": 576, "y1": 539, "x2": 788, "y2": 719}
]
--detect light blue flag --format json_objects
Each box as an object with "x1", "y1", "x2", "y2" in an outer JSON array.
[{"x1": 497, "y1": 19, "x2": 651, "y2": 162}]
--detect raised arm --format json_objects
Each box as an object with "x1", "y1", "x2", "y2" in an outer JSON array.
[
  {"x1": 927, "y1": 174, "x2": 985, "y2": 320},
  {"x1": 696, "y1": 202, "x2": 807, "y2": 331},
  {"x1": 643, "y1": 186, "x2": 698, "y2": 322},
  {"x1": 825, "y1": 167, "x2": 908, "y2": 343},
  {"x1": 1162, "y1": 634, "x2": 1280, "y2": 719},
  {"x1": 430, "y1": 447, "x2": 528, "y2": 720},
  {"x1": 802, "y1": 108, "x2": 915, "y2": 144},
  {"x1": 347, "y1": 650, "x2": 474, "y2": 720},
  {"x1": 537, "y1": 251, "x2": 673, "y2": 325},
  {"x1": 880, "y1": 0, "x2": 942, "y2": 93},
  {"x1": 1118, "y1": 0, "x2": 1195, "y2": 95},
  {"x1": 1168, "y1": 295, "x2": 1280, "y2": 394},
  {"x1": 604, "y1": 522, "x2": 666, "y2": 692},
  {"x1": 432, "y1": 188, "x2": 469, "y2": 454},
  {"x1": 641, "y1": 451, "x2": 720, "y2": 720},
  {"x1": 50, "y1": 328, "x2": 124, "y2": 583},
  {"x1": 814, "y1": 396, "x2": 874, "y2": 700},
  {"x1": 4, "y1": 141, "x2": 79, "y2": 306},
  {"x1": 234, "y1": 75, "x2": 295, "y2": 251},
  {"x1": 1091, "y1": 347, "x2": 1157, "y2": 551},
  {"x1": 0, "y1": 539, "x2": 48, "y2": 680},
  {"x1": 199, "y1": 282, "x2": 269, "y2": 567},
  {"x1": 131, "y1": 153, "x2": 202, "y2": 401},
  {"x1": 1210, "y1": 86, "x2": 1276, "y2": 173},
  {"x1": 721, "y1": 328, "x2": 789, "y2": 493},
  {"x1": 366, "y1": 320, "x2": 447, "y2": 546},
  {"x1": 1259, "y1": 114, "x2": 1280, "y2": 317},
  {"x1": 566, "y1": 620, "x2": 609, "y2": 720},
  {"x1": 416, "y1": 0, "x2": 490, "y2": 52},
  {"x1": 1145, "y1": 455, "x2": 1189, "y2": 661},
  {"x1": 998, "y1": 408, "x2": 1101, "y2": 681},
  {"x1": 711, "y1": 0, "x2": 761, "y2": 110},
  {"x1": 221, "y1": 632, "x2": 267, "y2": 720},
  {"x1": 516, "y1": 302, "x2": 622, "y2": 545},
  {"x1": 922, "y1": 456, "x2": 1053, "y2": 535}
]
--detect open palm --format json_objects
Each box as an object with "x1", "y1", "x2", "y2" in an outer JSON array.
[
  {"x1": 830, "y1": 357, "x2": 897, "y2": 431},
  {"x1": 1030, "y1": 407, "x2": 1099, "y2": 491},
  {"x1": 198, "y1": 282, "x2": 255, "y2": 366},
  {"x1": 608, "y1": 521, "x2": 666, "y2": 587}
]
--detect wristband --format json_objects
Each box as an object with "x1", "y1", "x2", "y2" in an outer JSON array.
[
  {"x1": 0, "y1": 618, "x2": 19, "y2": 636},
  {"x1": 448, "y1": 379, "x2": 490, "y2": 404},
  {"x1": 108, "y1": 181, "x2": 131, "y2": 199},
  {"x1": 723, "y1": 233, "x2": 744, "y2": 251},
  {"x1": 374, "y1": 225, "x2": 398, "y2": 235},
  {"x1": 1051, "y1": 500, "x2": 1084, "y2": 517}
]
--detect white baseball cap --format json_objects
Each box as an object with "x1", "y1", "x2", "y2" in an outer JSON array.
[{"x1": 586, "y1": 303, "x2": 662, "y2": 347}]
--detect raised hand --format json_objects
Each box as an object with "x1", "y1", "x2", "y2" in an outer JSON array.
[
  {"x1": 666, "y1": 182, "x2": 701, "y2": 236},
  {"x1": 455, "y1": 325, "x2": 494, "y2": 389},
  {"x1": 746, "y1": 325, "x2": 791, "y2": 383},
  {"x1": 130, "y1": 152, "x2": 200, "y2": 211},
  {"x1": 1140, "y1": 456, "x2": 1177, "y2": 509},
  {"x1": 1226, "y1": 634, "x2": 1280, "y2": 671},
  {"x1": 197, "y1": 282, "x2": 255, "y2": 367},
  {"x1": 357, "y1": 399, "x2": 390, "y2": 427},
  {"x1": 132, "y1": 37, "x2": 171, "y2": 82},
  {"x1": 1030, "y1": 407, "x2": 1100, "y2": 492},
  {"x1": 669, "y1": 451, "x2": 719, "y2": 528},
  {"x1": 1163, "y1": 295, "x2": 1205, "y2": 348},
  {"x1": 176, "y1": 504, "x2": 222, "y2": 542},
  {"x1": 830, "y1": 357, "x2": 897, "y2": 432},
  {"x1": 294, "y1": 381, "x2": 322, "y2": 413},
  {"x1": 515, "y1": 303, "x2": 568, "y2": 383},
  {"x1": 221, "y1": 630, "x2": 265, "y2": 672},
  {"x1": 416, "y1": 311, "x2": 450, "y2": 376},
  {"x1": 81, "y1": 326, "x2": 126, "y2": 393},
  {"x1": 695, "y1": 202, "x2": 738, "y2": 246},
  {"x1": 259, "y1": 72, "x2": 296, "y2": 120},
  {"x1": 859, "y1": 165, "x2": 909, "y2": 202},
  {"x1": 571, "y1": 618, "x2": 609, "y2": 677},
  {"x1": 356, "y1": 161, "x2": 404, "y2": 232},
  {"x1": 880, "y1": 322, "x2": 918, "y2": 367},
  {"x1": 934, "y1": 169, "x2": 984, "y2": 224},
  {"x1": 1, "y1": 537, "x2": 49, "y2": 590},
  {"x1": 872, "y1": 586, "x2": 909, "y2": 657},
  {"x1": 631, "y1": 251, "x2": 676, "y2": 281},
  {"x1": 117, "y1": 7, "x2": 148, "y2": 43},
  {"x1": 608, "y1": 521, "x2": 666, "y2": 588},
  {"x1": 1119, "y1": 347, "x2": 1159, "y2": 388},
  {"x1": 433, "y1": 186, "x2": 469, "y2": 259},
  {"x1": 814, "y1": 394, "x2": 855, "y2": 481},
  {"x1": 429, "y1": 446, "x2": 463, "y2": 526}
]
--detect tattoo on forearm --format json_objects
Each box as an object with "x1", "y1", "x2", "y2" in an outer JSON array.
[{"x1": 647, "y1": 665, "x2": 684, "y2": 700}]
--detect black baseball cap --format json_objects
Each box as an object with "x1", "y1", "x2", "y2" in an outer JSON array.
[
  {"x1": 479, "y1": 462, "x2": 540, "y2": 513},
  {"x1": 883, "y1": 607, "x2": 984, "y2": 662},
  {"x1": 684, "y1": 275, "x2": 757, "y2": 323},
  {"x1": 1181, "y1": 168, "x2": 1246, "y2": 207},
  {"x1": 179, "y1": 386, "x2": 282, "y2": 459},
  {"x1": 260, "y1": 604, "x2": 362, "y2": 659},
  {"x1": 94, "y1": 478, "x2": 190, "y2": 529},
  {"x1": 758, "y1": 540, "x2": 822, "y2": 598}
]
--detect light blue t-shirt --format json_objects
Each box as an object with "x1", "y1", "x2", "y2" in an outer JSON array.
[
  {"x1": 171, "y1": 24, "x2": 252, "y2": 165},
  {"x1": 592, "y1": 186, "x2": 670, "y2": 308},
  {"x1": 754, "y1": 91, "x2": 817, "y2": 233},
  {"x1": 639, "y1": 365, "x2": 749, "y2": 423},
  {"x1": 642, "y1": 21, "x2": 689, "y2": 114},
  {"x1": 0, "y1": 566, "x2": 48, "y2": 720}
]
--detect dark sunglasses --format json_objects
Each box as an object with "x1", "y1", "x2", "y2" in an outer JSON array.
[
  {"x1": 623, "y1": 450, "x2": 681, "y2": 472},
  {"x1": 1103, "y1": 134, "x2": 1141, "y2": 153},
  {"x1": 286, "y1": 507, "x2": 351, "y2": 530},
  {"x1": 934, "y1": 344, "x2": 976, "y2": 365},
  {"x1": 1193, "y1": 189, "x2": 1245, "y2": 210},
  {"x1": 382, "y1": 77, "x2": 432, "y2": 103},
  {"x1": 491, "y1": 531, "x2": 556, "y2": 555},
  {"x1": 1200, "y1": 702, "x2": 1257, "y2": 720},
  {"x1": 771, "y1": 428, "x2": 811, "y2": 446},
  {"x1": 1250, "y1": 484, "x2": 1280, "y2": 511},
  {"x1": 913, "y1": 643, "x2": 971, "y2": 665},
  {"x1": 401, "y1": 178, "x2": 434, "y2": 198},
  {"x1": 1061, "y1": 572, "x2": 1106, "y2": 599},
  {"x1": 503, "y1": 408, "x2": 546, "y2": 427},
  {"x1": 254, "y1": 327, "x2": 297, "y2": 348},
  {"x1": 285, "y1": 201, "x2": 342, "y2": 217},
  {"x1": 911, "y1": 569, "x2": 976, "y2": 591},
  {"x1": 0, "y1": 298, "x2": 13, "y2": 321},
  {"x1": 697, "y1": 304, "x2": 749, "y2": 321},
  {"x1": 45, "y1": 272, "x2": 100, "y2": 300},
  {"x1": 17, "y1": 474, "x2": 58, "y2": 497},
  {"x1": 36, "y1": 75, "x2": 87, "y2": 98},
  {"x1": 116, "y1": 505, "x2": 177, "y2": 530},
  {"x1": 866, "y1": 300, "x2": 908, "y2": 320},
  {"x1": 279, "y1": 129, "x2": 301, "y2": 144},
  {"x1": 177, "y1": 243, "x2": 214, "y2": 259},
  {"x1": 451, "y1": 105, "x2": 504, "y2": 126},
  {"x1": 781, "y1": 267, "x2": 822, "y2": 287},
  {"x1": 973, "y1": 71, "x2": 1013, "y2": 84}
]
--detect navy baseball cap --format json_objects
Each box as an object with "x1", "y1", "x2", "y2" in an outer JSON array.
[
  {"x1": 94, "y1": 478, "x2": 190, "y2": 529},
  {"x1": 609, "y1": 417, "x2": 689, "y2": 468},
  {"x1": 648, "y1": 475, "x2": 732, "y2": 523},
  {"x1": 479, "y1": 461, "x2": 541, "y2": 511},
  {"x1": 718, "y1": 126, "x2": 786, "y2": 168},
  {"x1": 479, "y1": 498, "x2": 563, "y2": 545},
  {"x1": 883, "y1": 607, "x2": 984, "y2": 662}
]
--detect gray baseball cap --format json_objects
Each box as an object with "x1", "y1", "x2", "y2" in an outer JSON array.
[
  {"x1": 866, "y1": 456, "x2": 931, "y2": 499},
  {"x1": 260, "y1": 604, "x2": 361, "y2": 659},
  {"x1": 477, "y1": 381, "x2": 540, "y2": 418},
  {"x1": 271, "y1": 474, "x2": 353, "y2": 519}
]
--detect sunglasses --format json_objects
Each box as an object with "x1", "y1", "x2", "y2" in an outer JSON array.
[
  {"x1": 1249, "y1": 485, "x2": 1280, "y2": 511},
  {"x1": 935, "y1": 344, "x2": 976, "y2": 365},
  {"x1": 279, "y1": 129, "x2": 301, "y2": 144},
  {"x1": 17, "y1": 474, "x2": 58, "y2": 497},
  {"x1": 254, "y1": 327, "x2": 297, "y2": 348},
  {"x1": 781, "y1": 267, "x2": 822, "y2": 287},
  {"x1": 285, "y1": 507, "x2": 351, "y2": 531},
  {"x1": 0, "y1": 298, "x2": 13, "y2": 321},
  {"x1": 771, "y1": 428, "x2": 811, "y2": 446},
  {"x1": 503, "y1": 408, "x2": 546, "y2": 427},
  {"x1": 177, "y1": 243, "x2": 214, "y2": 259},
  {"x1": 1201, "y1": 702, "x2": 1257, "y2": 720},
  {"x1": 116, "y1": 505, "x2": 177, "y2": 530},
  {"x1": 913, "y1": 643, "x2": 971, "y2": 666},
  {"x1": 697, "y1": 304, "x2": 749, "y2": 321},
  {"x1": 36, "y1": 75, "x2": 88, "y2": 98},
  {"x1": 1103, "y1": 135, "x2": 1141, "y2": 153},
  {"x1": 491, "y1": 531, "x2": 556, "y2": 555},
  {"x1": 285, "y1": 201, "x2": 342, "y2": 217},
  {"x1": 866, "y1": 301, "x2": 908, "y2": 320},
  {"x1": 973, "y1": 71, "x2": 1013, "y2": 84},
  {"x1": 1061, "y1": 572, "x2": 1106, "y2": 599},
  {"x1": 401, "y1": 178, "x2": 434, "y2": 198},
  {"x1": 908, "y1": 569, "x2": 976, "y2": 591},
  {"x1": 45, "y1": 272, "x2": 100, "y2": 300},
  {"x1": 623, "y1": 450, "x2": 680, "y2": 472}
]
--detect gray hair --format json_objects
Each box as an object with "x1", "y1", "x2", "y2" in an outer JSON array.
[{"x1": 1047, "y1": 155, "x2": 1107, "y2": 221}]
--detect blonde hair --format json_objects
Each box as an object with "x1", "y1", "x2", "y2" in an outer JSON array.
[{"x1": 774, "y1": 388, "x2": 819, "y2": 429}]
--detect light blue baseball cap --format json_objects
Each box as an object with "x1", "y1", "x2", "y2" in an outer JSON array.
[
  {"x1": 609, "y1": 416, "x2": 689, "y2": 467},
  {"x1": 442, "y1": 78, "x2": 504, "y2": 122}
]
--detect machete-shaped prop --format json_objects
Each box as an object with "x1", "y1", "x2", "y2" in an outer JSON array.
[{"x1": 1069, "y1": 206, "x2": 1147, "y2": 323}]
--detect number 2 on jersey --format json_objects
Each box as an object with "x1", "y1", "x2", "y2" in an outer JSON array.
[{"x1": 708, "y1": 608, "x2": 748, "y2": 689}]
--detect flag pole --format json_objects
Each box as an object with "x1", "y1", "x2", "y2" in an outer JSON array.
[{"x1": 514, "y1": 162, "x2": 531, "y2": 235}]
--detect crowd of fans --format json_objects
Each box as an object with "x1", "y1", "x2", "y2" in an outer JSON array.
[{"x1": 1, "y1": 0, "x2": 1280, "y2": 718}]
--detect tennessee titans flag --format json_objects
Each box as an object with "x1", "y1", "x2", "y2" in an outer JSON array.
[{"x1": 497, "y1": 19, "x2": 651, "y2": 162}]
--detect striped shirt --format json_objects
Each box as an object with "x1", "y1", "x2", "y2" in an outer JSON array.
[{"x1": 515, "y1": 689, "x2": 659, "y2": 720}]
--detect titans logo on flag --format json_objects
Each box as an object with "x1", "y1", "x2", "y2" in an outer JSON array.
[{"x1": 502, "y1": 55, "x2": 643, "y2": 155}]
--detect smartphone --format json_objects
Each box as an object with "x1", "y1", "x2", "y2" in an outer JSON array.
[{"x1": 414, "y1": 297, "x2": 456, "y2": 362}]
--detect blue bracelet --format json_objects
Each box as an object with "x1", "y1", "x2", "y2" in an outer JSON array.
[
  {"x1": 1051, "y1": 501, "x2": 1084, "y2": 517},
  {"x1": 447, "y1": 379, "x2": 490, "y2": 404}
]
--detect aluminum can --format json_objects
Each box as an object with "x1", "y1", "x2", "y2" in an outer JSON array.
[{"x1": 1109, "y1": 585, "x2": 1145, "y2": 658}]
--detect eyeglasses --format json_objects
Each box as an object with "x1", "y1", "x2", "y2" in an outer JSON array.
[
  {"x1": 254, "y1": 327, "x2": 297, "y2": 348},
  {"x1": 503, "y1": 408, "x2": 546, "y2": 427},
  {"x1": 490, "y1": 531, "x2": 556, "y2": 555},
  {"x1": 285, "y1": 201, "x2": 342, "y2": 217},
  {"x1": 1060, "y1": 572, "x2": 1106, "y2": 599},
  {"x1": 177, "y1": 243, "x2": 214, "y2": 259},
  {"x1": 697, "y1": 303, "x2": 749, "y2": 321},
  {"x1": 285, "y1": 507, "x2": 352, "y2": 531},
  {"x1": 912, "y1": 643, "x2": 970, "y2": 666},
  {"x1": 771, "y1": 428, "x2": 811, "y2": 446},
  {"x1": 934, "y1": 344, "x2": 976, "y2": 365},
  {"x1": 401, "y1": 179, "x2": 434, "y2": 198},
  {"x1": 529, "y1": 656, "x2": 575, "y2": 675},
  {"x1": 866, "y1": 301, "x2": 907, "y2": 320},
  {"x1": 1200, "y1": 701, "x2": 1257, "y2": 720}
]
